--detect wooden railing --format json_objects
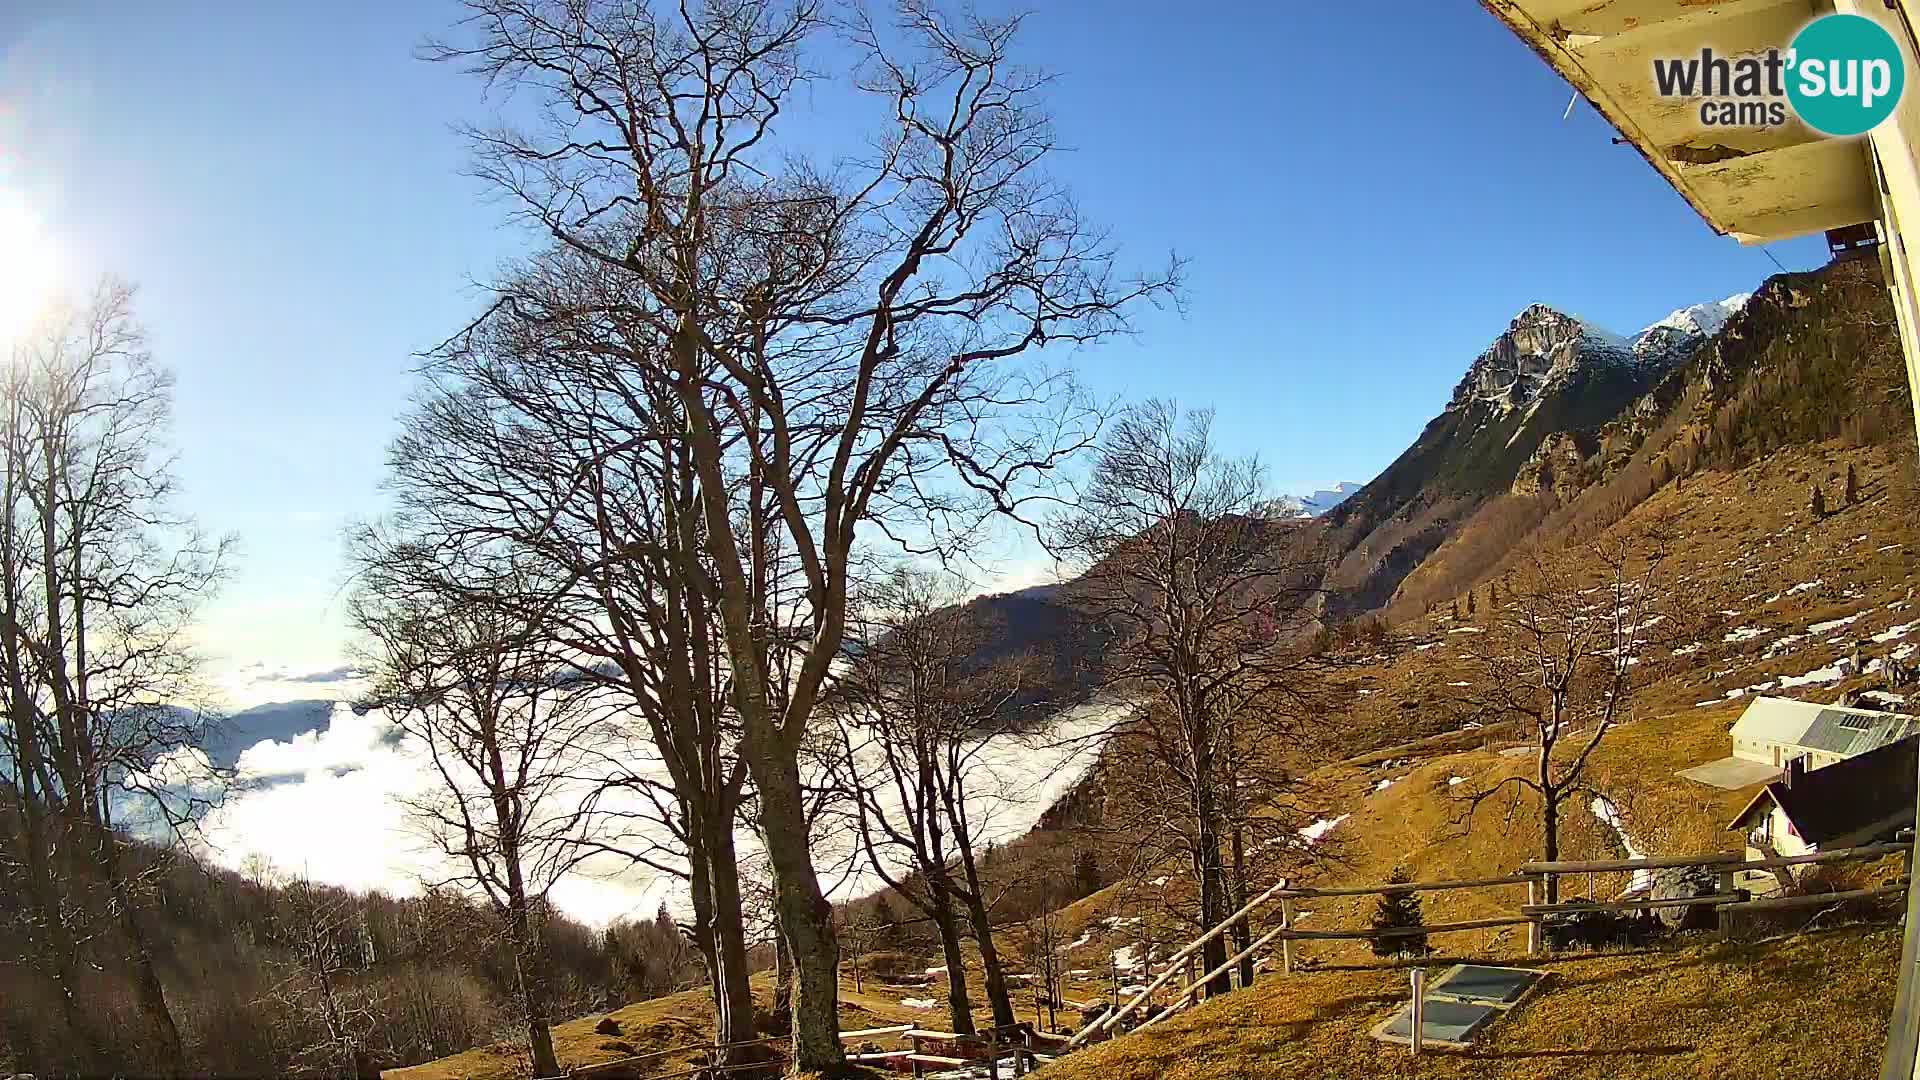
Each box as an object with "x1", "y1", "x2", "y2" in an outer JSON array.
[
  {"x1": 542, "y1": 842, "x2": 1910, "y2": 1078},
  {"x1": 1063, "y1": 840, "x2": 1912, "y2": 1051}
]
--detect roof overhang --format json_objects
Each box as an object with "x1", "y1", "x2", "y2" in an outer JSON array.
[{"x1": 1482, "y1": 0, "x2": 1878, "y2": 244}]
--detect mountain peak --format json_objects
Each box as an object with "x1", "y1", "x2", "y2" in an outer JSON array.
[
  {"x1": 1639, "y1": 292, "x2": 1753, "y2": 339},
  {"x1": 1258, "y1": 482, "x2": 1365, "y2": 519},
  {"x1": 1450, "y1": 303, "x2": 1631, "y2": 414},
  {"x1": 1452, "y1": 293, "x2": 1748, "y2": 415}
]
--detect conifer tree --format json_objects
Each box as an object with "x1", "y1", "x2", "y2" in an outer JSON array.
[
  {"x1": 1369, "y1": 869, "x2": 1428, "y2": 959},
  {"x1": 1847, "y1": 464, "x2": 1860, "y2": 504},
  {"x1": 1073, "y1": 849, "x2": 1102, "y2": 900},
  {"x1": 1466, "y1": 590, "x2": 1477, "y2": 617}
]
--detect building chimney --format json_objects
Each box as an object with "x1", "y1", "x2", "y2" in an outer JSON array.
[{"x1": 1786, "y1": 754, "x2": 1807, "y2": 788}]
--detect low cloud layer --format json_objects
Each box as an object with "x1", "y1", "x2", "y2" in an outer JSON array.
[{"x1": 183, "y1": 694, "x2": 1118, "y2": 928}]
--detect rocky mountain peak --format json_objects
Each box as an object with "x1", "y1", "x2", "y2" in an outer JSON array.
[
  {"x1": 1449, "y1": 304, "x2": 1629, "y2": 414},
  {"x1": 1449, "y1": 294, "x2": 1751, "y2": 416}
]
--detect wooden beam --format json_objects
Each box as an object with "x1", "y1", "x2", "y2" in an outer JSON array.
[
  {"x1": 1281, "y1": 873, "x2": 1535, "y2": 899},
  {"x1": 1520, "y1": 892, "x2": 1743, "y2": 915},
  {"x1": 1519, "y1": 852, "x2": 1745, "y2": 873},
  {"x1": 842, "y1": 1024, "x2": 916, "y2": 1040},
  {"x1": 1065, "y1": 877, "x2": 1293, "y2": 1048},
  {"x1": 1722, "y1": 883, "x2": 1909, "y2": 914},
  {"x1": 1282, "y1": 916, "x2": 1536, "y2": 942}
]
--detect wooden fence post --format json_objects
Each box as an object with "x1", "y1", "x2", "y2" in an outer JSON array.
[
  {"x1": 1280, "y1": 898, "x2": 1295, "y2": 975},
  {"x1": 1526, "y1": 876, "x2": 1542, "y2": 956},
  {"x1": 1409, "y1": 967, "x2": 1425, "y2": 1057},
  {"x1": 987, "y1": 1028, "x2": 1000, "y2": 1080}
]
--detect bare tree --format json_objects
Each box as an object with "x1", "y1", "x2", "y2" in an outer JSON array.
[
  {"x1": 835, "y1": 567, "x2": 1029, "y2": 1032},
  {"x1": 382, "y1": 243, "x2": 768, "y2": 1061},
  {"x1": 351, "y1": 556, "x2": 602, "y2": 1079},
  {"x1": 258, "y1": 870, "x2": 386, "y2": 1080},
  {"x1": 1054, "y1": 401, "x2": 1329, "y2": 998},
  {"x1": 422, "y1": 1, "x2": 1174, "y2": 1065},
  {"x1": 0, "y1": 279, "x2": 231, "y2": 1073},
  {"x1": 1452, "y1": 522, "x2": 1680, "y2": 902},
  {"x1": 1015, "y1": 892, "x2": 1067, "y2": 1031}
]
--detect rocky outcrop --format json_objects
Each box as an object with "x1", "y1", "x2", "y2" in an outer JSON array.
[
  {"x1": 1449, "y1": 304, "x2": 1630, "y2": 414},
  {"x1": 1511, "y1": 430, "x2": 1600, "y2": 498}
]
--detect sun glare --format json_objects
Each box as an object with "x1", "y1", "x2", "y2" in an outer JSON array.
[{"x1": 0, "y1": 190, "x2": 57, "y2": 351}]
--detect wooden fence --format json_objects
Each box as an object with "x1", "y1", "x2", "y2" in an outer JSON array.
[
  {"x1": 545, "y1": 841, "x2": 1911, "y2": 1077},
  {"x1": 1072, "y1": 839, "x2": 1912, "y2": 1045}
]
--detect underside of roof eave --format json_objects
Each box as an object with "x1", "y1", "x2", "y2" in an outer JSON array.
[
  {"x1": 1480, "y1": 0, "x2": 1734, "y2": 238},
  {"x1": 1480, "y1": 0, "x2": 1879, "y2": 245}
]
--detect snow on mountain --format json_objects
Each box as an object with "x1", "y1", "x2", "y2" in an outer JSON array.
[
  {"x1": 1259, "y1": 482, "x2": 1363, "y2": 519},
  {"x1": 1453, "y1": 293, "x2": 1749, "y2": 415},
  {"x1": 1641, "y1": 293, "x2": 1752, "y2": 339},
  {"x1": 1630, "y1": 292, "x2": 1752, "y2": 369},
  {"x1": 1450, "y1": 303, "x2": 1633, "y2": 414},
  {"x1": 1299, "y1": 482, "x2": 1362, "y2": 515}
]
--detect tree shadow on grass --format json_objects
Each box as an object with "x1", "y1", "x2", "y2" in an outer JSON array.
[
  {"x1": 1306, "y1": 944, "x2": 1669, "y2": 976},
  {"x1": 1465, "y1": 1044, "x2": 1695, "y2": 1061}
]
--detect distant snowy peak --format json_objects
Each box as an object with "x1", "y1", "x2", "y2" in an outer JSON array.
[
  {"x1": 1642, "y1": 293, "x2": 1752, "y2": 339},
  {"x1": 1299, "y1": 482, "x2": 1362, "y2": 515},
  {"x1": 1257, "y1": 482, "x2": 1363, "y2": 519},
  {"x1": 1451, "y1": 293, "x2": 1750, "y2": 415},
  {"x1": 1630, "y1": 292, "x2": 1752, "y2": 368}
]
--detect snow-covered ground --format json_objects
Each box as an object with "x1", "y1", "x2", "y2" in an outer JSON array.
[
  {"x1": 1299, "y1": 814, "x2": 1350, "y2": 844},
  {"x1": 1590, "y1": 796, "x2": 1654, "y2": 893}
]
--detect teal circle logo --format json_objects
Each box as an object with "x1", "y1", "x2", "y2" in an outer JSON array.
[{"x1": 1787, "y1": 14, "x2": 1905, "y2": 136}]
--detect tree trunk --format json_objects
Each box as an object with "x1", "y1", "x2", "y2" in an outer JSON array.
[
  {"x1": 746, "y1": 748, "x2": 843, "y2": 1071},
  {"x1": 1542, "y1": 791, "x2": 1562, "y2": 905},
  {"x1": 1229, "y1": 823, "x2": 1254, "y2": 990},
  {"x1": 959, "y1": 889, "x2": 1015, "y2": 1028},
  {"x1": 97, "y1": 830, "x2": 186, "y2": 1072},
  {"x1": 2, "y1": 669, "x2": 100, "y2": 1068},
  {"x1": 703, "y1": 814, "x2": 758, "y2": 1056},
  {"x1": 687, "y1": 829, "x2": 722, "y2": 1002},
  {"x1": 932, "y1": 896, "x2": 977, "y2": 1037},
  {"x1": 1192, "y1": 760, "x2": 1230, "y2": 998},
  {"x1": 506, "y1": 880, "x2": 559, "y2": 1078}
]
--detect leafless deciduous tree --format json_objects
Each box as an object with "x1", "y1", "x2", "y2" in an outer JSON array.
[
  {"x1": 257, "y1": 870, "x2": 387, "y2": 1080},
  {"x1": 1015, "y1": 889, "x2": 1067, "y2": 1032},
  {"x1": 351, "y1": 557, "x2": 601, "y2": 1079},
  {"x1": 422, "y1": 0, "x2": 1175, "y2": 1065},
  {"x1": 835, "y1": 567, "x2": 1028, "y2": 1033},
  {"x1": 381, "y1": 242, "x2": 768, "y2": 1061},
  {"x1": 1054, "y1": 401, "x2": 1332, "y2": 998},
  {"x1": 1452, "y1": 521, "x2": 1682, "y2": 902},
  {"x1": 0, "y1": 279, "x2": 231, "y2": 1074}
]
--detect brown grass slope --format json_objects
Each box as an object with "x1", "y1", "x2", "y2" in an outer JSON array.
[
  {"x1": 1040, "y1": 925, "x2": 1896, "y2": 1080},
  {"x1": 383, "y1": 972, "x2": 933, "y2": 1080}
]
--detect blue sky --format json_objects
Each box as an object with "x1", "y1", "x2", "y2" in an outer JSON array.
[{"x1": 0, "y1": 1, "x2": 1828, "y2": 697}]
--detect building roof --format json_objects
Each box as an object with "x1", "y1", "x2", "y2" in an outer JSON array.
[
  {"x1": 1729, "y1": 735, "x2": 1920, "y2": 847},
  {"x1": 1480, "y1": 0, "x2": 1881, "y2": 244},
  {"x1": 1731, "y1": 696, "x2": 1920, "y2": 757}
]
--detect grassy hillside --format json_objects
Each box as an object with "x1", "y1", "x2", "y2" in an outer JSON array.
[
  {"x1": 384, "y1": 973, "x2": 934, "y2": 1080},
  {"x1": 1039, "y1": 925, "x2": 1897, "y2": 1080}
]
